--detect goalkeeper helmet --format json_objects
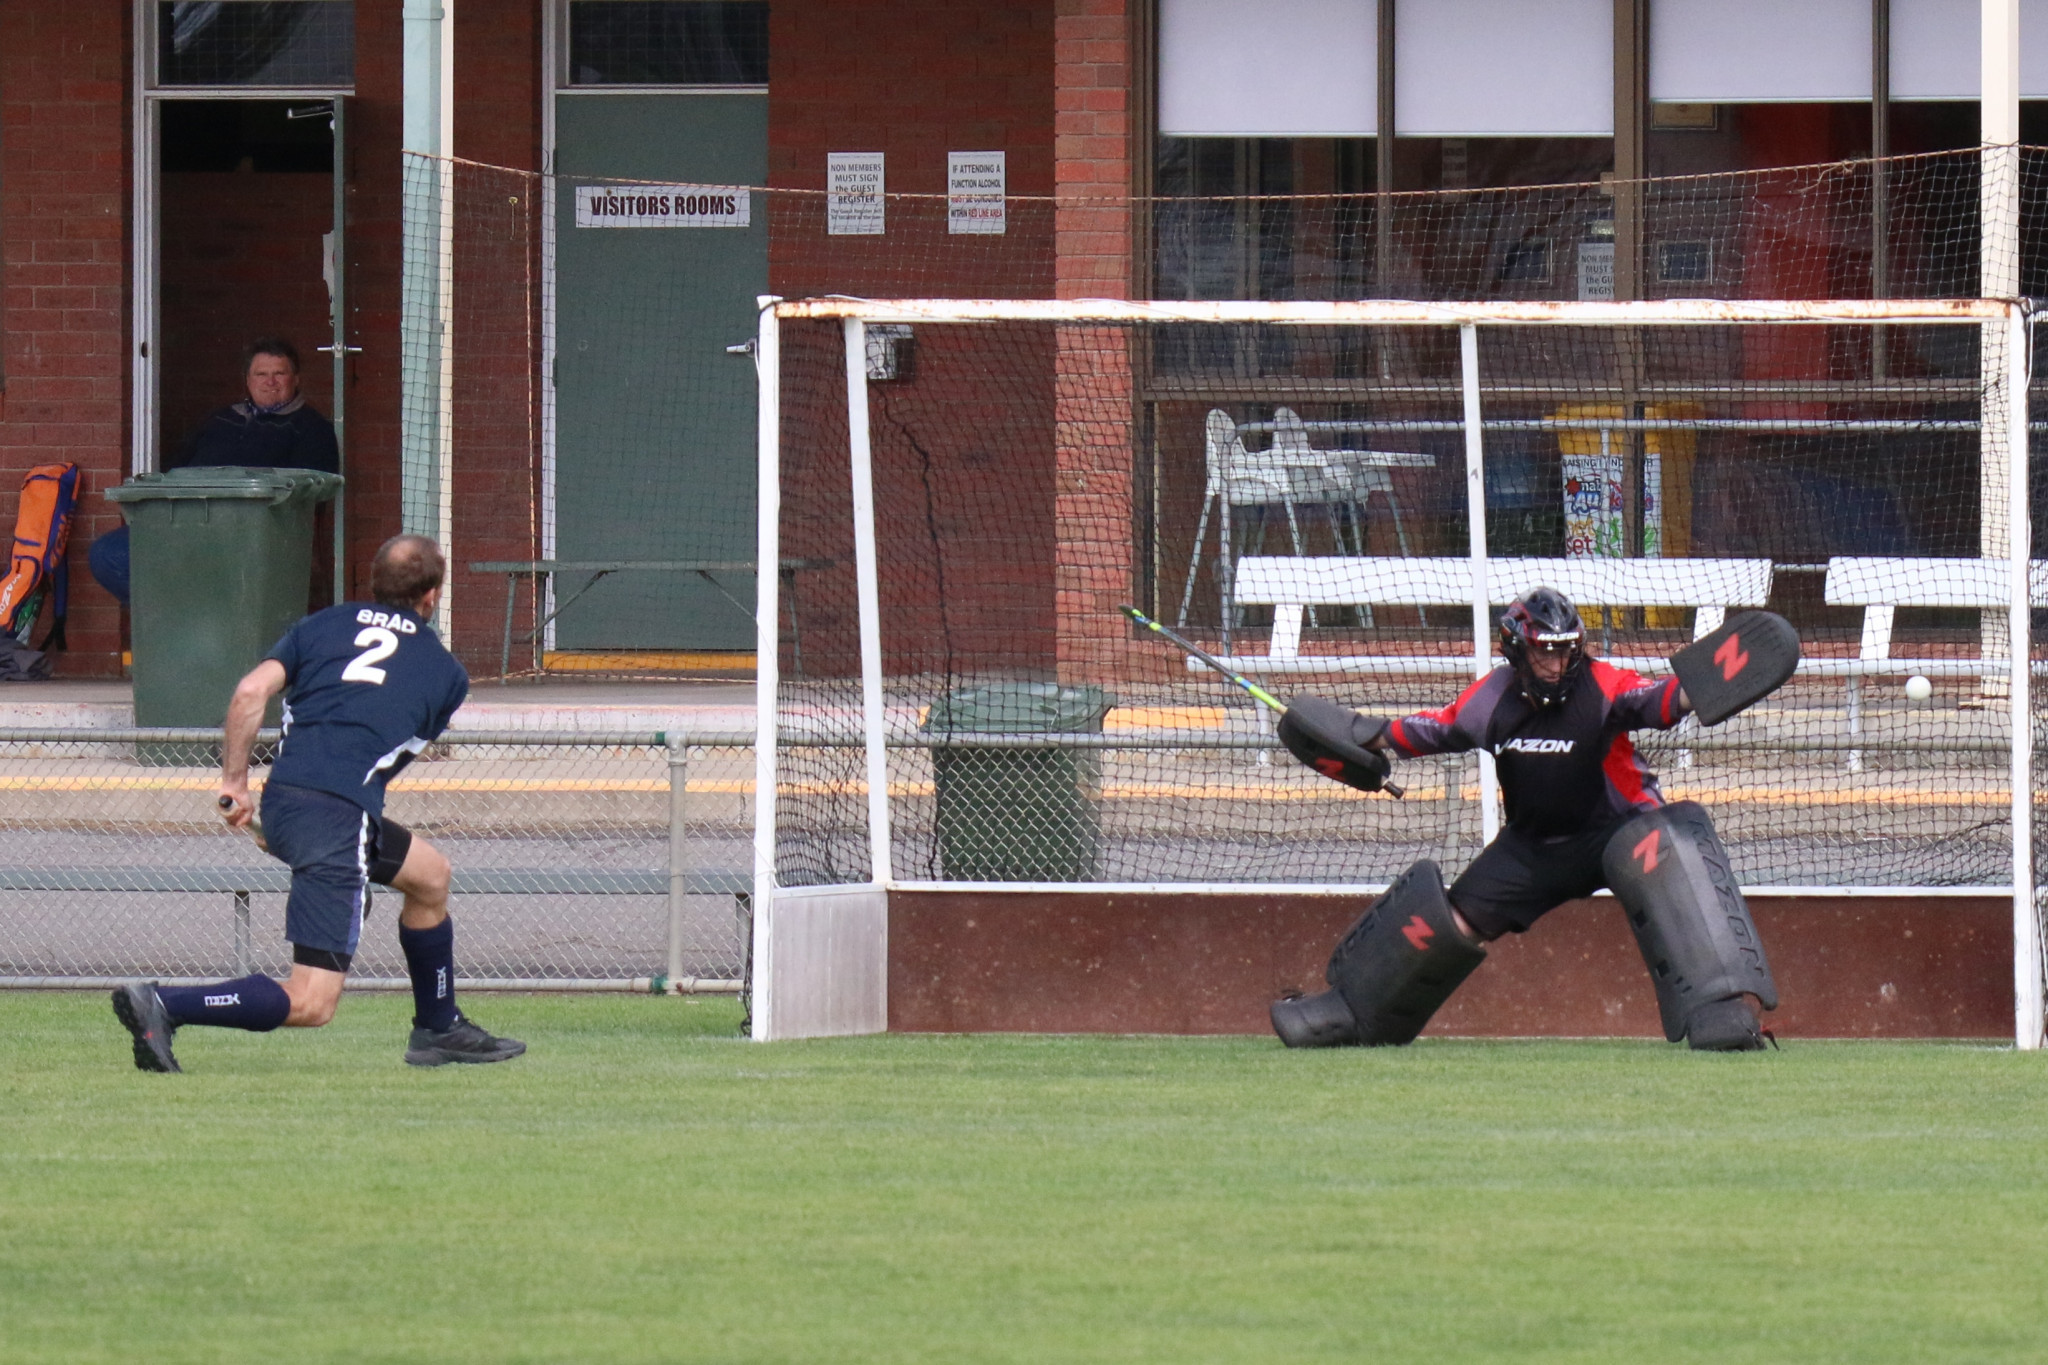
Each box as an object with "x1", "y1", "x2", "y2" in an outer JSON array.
[{"x1": 1499, "y1": 585, "x2": 1587, "y2": 708}]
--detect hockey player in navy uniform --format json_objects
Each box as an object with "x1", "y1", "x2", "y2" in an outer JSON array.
[
  {"x1": 112, "y1": 534, "x2": 525, "y2": 1072},
  {"x1": 1269, "y1": 586, "x2": 1785, "y2": 1053}
]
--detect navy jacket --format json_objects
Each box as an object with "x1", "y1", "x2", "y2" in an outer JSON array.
[{"x1": 167, "y1": 398, "x2": 339, "y2": 474}]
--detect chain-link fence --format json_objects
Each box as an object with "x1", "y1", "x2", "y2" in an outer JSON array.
[{"x1": 0, "y1": 730, "x2": 753, "y2": 991}]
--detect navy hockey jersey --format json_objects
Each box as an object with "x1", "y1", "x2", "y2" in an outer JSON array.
[{"x1": 264, "y1": 602, "x2": 469, "y2": 817}]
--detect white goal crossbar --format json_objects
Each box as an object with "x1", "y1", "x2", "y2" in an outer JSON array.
[{"x1": 751, "y1": 296, "x2": 2042, "y2": 1049}]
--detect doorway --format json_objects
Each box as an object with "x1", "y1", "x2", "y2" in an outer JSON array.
[
  {"x1": 147, "y1": 96, "x2": 348, "y2": 601},
  {"x1": 157, "y1": 100, "x2": 338, "y2": 461}
]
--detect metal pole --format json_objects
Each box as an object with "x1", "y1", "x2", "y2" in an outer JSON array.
[
  {"x1": 538, "y1": 0, "x2": 561, "y2": 660},
  {"x1": 1871, "y1": 0, "x2": 1890, "y2": 333},
  {"x1": 1374, "y1": 0, "x2": 1395, "y2": 297},
  {"x1": 330, "y1": 97, "x2": 350, "y2": 604},
  {"x1": 233, "y1": 891, "x2": 251, "y2": 976},
  {"x1": 2006, "y1": 304, "x2": 2041, "y2": 1048},
  {"x1": 750, "y1": 298, "x2": 782, "y2": 1040},
  {"x1": 1460, "y1": 323, "x2": 1500, "y2": 844},
  {"x1": 1980, "y1": 0, "x2": 2021, "y2": 698},
  {"x1": 843, "y1": 320, "x2": 894, "y2": 886},
  {"x1": 666, "y1": 731, "x2": 688, "y2": 992}
]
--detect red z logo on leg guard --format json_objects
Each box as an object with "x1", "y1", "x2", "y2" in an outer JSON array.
[
  {"x1": 1714, "y1": 633, "x2": 1750, "y2": 681},
  {"x1": 1402, "y1": 915, "x2": 1435, "y2": 951},
  {"x1": 1633, "y1": 828, "x2": 1662, "y2": 873}
]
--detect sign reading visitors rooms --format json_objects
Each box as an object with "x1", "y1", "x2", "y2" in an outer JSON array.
[{"x1": 575, "y1": 185, "x2": 751, "y2": 228}]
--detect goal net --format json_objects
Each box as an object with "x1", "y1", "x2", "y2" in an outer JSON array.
[{"x1": 757, "y1": 297, "x2": 2044, "y2": 1035}]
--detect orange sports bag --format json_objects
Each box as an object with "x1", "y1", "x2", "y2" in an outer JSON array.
[{"x1": 0, "y1": 462, "x2": 80, "y2": 648}]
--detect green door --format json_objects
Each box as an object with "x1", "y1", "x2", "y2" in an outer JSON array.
[{"x1": 553, "y1": 94, "x2": 766, "y2": 651}]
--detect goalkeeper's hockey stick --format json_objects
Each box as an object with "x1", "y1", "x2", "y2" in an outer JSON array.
[
  {"x1": 1120, "y1": 604, "x2": 1403, "y2": 799},
  {"x1": 1121, "y1": 604, "x2": 1286, "y2": 711}
]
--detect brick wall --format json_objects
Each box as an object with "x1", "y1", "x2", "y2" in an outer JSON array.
[
  {"x1": 0, "y1": 0, "x2": 1092, "y2": 678},
  {"x1": 0, "y1": 0, "x2": 130, "y2": 675},
  {"x1": 1051, "y1": 0, "x2": 1147, "y2": 686},
  {"x1": 445, "y1": 0, "x2": 542, "y2": 672},
  {"x1": 1052, "y1": 0, "x2": 1131, "y2": 301},
  {"x1": 769, "y1": 0, "x2": 1054, "y2": 299},
  {"x1": 768, "y1": 0, "x2": 1062, "y2": 682}
]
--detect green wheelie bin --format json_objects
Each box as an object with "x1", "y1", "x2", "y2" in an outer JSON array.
[
  {"x1": 106, "y1": 467, "x2": 344, "y2": 736},
  {"x1": 922, "y1": 682, "x2": 1113, "y2": 881}
]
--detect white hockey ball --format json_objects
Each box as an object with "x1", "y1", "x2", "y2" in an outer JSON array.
[{"x1": 1904, "y1": 675, "x2": 1933, "y2": 702}]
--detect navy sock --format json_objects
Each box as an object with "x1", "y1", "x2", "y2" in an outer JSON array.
[
  {"x1": 158, "y1": 974, "x2": 291, "y2": 1031},
  {"x1": 399, "y1": 916, "x2": 460, "y2": 1032}
]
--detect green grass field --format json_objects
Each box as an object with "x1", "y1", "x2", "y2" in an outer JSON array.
[{"x1": 4, "y1": 993, "x2": 2046, "y2": 1363}]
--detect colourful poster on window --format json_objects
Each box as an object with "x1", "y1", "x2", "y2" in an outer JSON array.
[{"x1": 1562, "y1": 450, "x2": 1660, "y2": 559}]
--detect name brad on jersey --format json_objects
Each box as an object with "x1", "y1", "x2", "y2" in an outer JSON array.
[
  {"x1": 355, "y1": 608, "x2": 419, "y2": 634},
  {"x1": 1496, "y1": 736, "x2": 1575, "y2": 755}
]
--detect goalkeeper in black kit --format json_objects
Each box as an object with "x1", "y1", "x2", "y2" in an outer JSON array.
[{"x1": 1269, "y1": 585, "x2": 1795, "y2": 1053}]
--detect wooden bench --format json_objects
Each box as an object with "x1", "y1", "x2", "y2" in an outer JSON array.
[{"x1": 1212, "y1": 555, "x2": 1776, "y2": 675}]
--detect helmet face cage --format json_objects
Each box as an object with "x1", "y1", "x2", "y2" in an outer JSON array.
[{"x1": 1499, "y1": 587, "x2": 1587, "y2": 706}]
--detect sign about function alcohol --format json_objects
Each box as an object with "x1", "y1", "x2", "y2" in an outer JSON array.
[
  {"x1": 948, "y1": 151, "x2": 1006, "y2": 234},
  {"x1": 574, "y1": 184, "x2": 751, "y2": 228},
  {"x1": 827, "y1": 152, "x2": 886, "y2": 235}
]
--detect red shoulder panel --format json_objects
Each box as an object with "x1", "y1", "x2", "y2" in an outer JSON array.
[{"x1": 1589, "y1": 658, "x2": 1648, "y2": 701}]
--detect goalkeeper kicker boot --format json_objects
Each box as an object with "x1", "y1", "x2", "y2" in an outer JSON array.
[
  {"x1": 1685, "y1": 997, "x2": 1767, "y2": 1052},
  {"x1": 111, "y1": 982, "x2": 182, "y2": 1074},
  {"x1": 404, "y1": 1014, "x2": 526, "y2": 1067}
]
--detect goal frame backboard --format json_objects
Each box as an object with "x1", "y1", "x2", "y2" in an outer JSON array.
[{"x1": 749, "y1": 296, "x2": 2042, "y2": 1049}]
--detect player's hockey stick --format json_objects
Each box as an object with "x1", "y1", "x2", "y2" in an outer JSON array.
[
  {"x1": 1120, "y1": 604, "x2": 1403, "y2": 798},
  {"x1": 218, "y1": 794, "x2": 268, "y2": 852}
]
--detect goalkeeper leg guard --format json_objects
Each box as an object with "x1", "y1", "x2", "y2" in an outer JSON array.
[
  {"x1": 1272, "y1": 860, "x2": 1487, "y2": 1048},
  {"x1": 1603, "y1": 802, "x2": 1778, "y2": 1049}
]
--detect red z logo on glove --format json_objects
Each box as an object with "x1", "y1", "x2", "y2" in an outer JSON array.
[
  {"x1": 1314, "y1": 757, "x2": 1345, "y2": 778},
  {"x1": 1401, "y1": 915, "x2": 1435, "y2": 950},
  {"x1": 1633, "y1": 829, "x2": 1662, "y2": 873},
  {"x1": 1714, "y1": 633, "x2": 1750, "y2": 681}
]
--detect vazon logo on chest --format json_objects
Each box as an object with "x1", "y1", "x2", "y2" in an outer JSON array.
[{"x1": 1496, "y1": 737, "x2": 1575, "y2": 755}]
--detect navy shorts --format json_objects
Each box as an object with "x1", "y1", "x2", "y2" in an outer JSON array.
[
  {"x1": 259, "y1": 782, "x2": 413, "y2": 962},
  {"x1": 1448, "y1": 817, "x2": 1633, "y2": 939}
]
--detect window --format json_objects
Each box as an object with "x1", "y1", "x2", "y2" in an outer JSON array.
[
  {"x1": 155, "y1": 1, "x2": 354, "y2": 88},
  {"x1": 567, "y1": 1, "x2": 768, "y2": 86},
  {"x1": 1656, "y1": 240, "x2": 1713, "y2": 284},
  {"x1": 1499, "y1": 237, "x2": 1553, "y2": 284}
]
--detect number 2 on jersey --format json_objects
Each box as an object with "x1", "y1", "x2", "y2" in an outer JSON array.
[{"x1": 343, "y1": 626, "x2": 399, "y2": 684}]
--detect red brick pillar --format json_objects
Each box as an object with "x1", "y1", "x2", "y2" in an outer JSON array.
[
  {"x1": 0, "y1": 0, "x2": 131, "y2": 676},
  {"x1": 1053, "y1": 0, "x2": 1149, "y2": 687}
]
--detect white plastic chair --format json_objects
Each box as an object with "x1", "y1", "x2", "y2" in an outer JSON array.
[{"x1": 1177, "y1": 408, "x2": 1416, "y2": 628}]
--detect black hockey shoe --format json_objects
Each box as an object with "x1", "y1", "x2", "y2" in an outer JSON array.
[
  {"x1": 1686, "y1": 997, "x2": 1766, "y2": 1052},
  {"x1": 1270, "y1": 988, "x2": 1361, "y2": 1048},
  {"x1": 111, "y1": 982, "x2": 182, "y2": 1074},
  {"x1": 404, "y1": 1015, "x2": 526, "y2": 1067}
]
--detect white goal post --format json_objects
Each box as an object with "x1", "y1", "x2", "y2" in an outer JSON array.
[{"x1": 749, "y1": 295, "x2": 2043, "y2": 1050}]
